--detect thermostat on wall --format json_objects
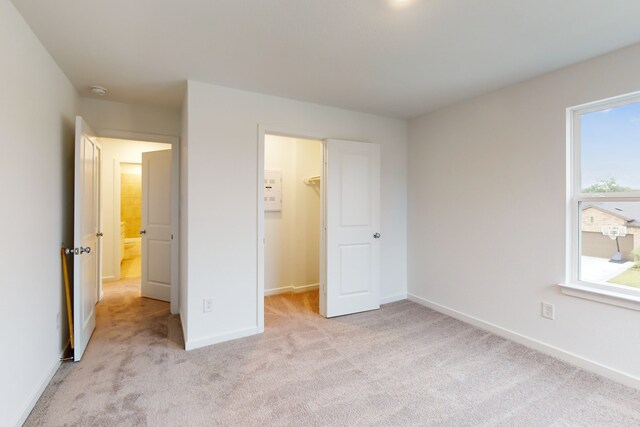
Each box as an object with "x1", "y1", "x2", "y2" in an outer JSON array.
[{"x1": 264, "y1": 170, "x2": 282, "y2": 212}]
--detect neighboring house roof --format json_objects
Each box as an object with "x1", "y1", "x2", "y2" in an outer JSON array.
[{"x1": 582, "y1": 202, "x2": 640, "y2": 228}]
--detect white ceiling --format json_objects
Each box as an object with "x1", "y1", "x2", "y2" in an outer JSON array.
[{"x1": 11, "y1": 0, "x2": 640, "y2": 118}]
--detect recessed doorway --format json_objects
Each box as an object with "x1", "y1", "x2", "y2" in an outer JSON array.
[
  {"x1": 119, "y1": 162, "x2": 143, "y2": 278},
  {"x1": 258, "y1": 128, "x2": 383, "y2": 334},
  {"x1": 263, "y1": 134, "x2": 323, "y2": 319},
  {"x1": 98, "y1": 137, "x2": 172, "y2": 298}
]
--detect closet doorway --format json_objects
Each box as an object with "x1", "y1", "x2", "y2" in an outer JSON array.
[
  {"x1": 258, "y1": 128, "x2": 382, "y2": 334},
  {"x1": 263, "y1": 135, "x2": 323, "y2": 316}
]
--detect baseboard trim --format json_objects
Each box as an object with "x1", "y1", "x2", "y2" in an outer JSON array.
[
  {"x1": 407, "y1": 293, "x2": 640, "y2": 390},
  {"x1": 265, "y1": 283, "x2": 318, "y2": 296},
  {"x1": 185, "y1": 326, "x2": 258, "y2": 351},
  {"x1": 380, "y1": 293, "x2": 407, "y2": 305},
  {"x1": 12, "y1": 350, "x2": 64, "y2": 427}
]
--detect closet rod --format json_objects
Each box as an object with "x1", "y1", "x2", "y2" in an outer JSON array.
[{"x1": 303, "y1": 175, "x2": 321, "y2": 184}]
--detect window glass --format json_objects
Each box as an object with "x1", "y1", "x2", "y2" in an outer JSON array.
[
  {"x1": 579, "y1": 201, "x2": 640, "y2": 289},
  {"x1": 580, "y1": 102, "x2": 640, "y2": 193}
]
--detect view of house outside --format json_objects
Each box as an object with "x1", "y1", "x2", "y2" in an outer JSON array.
[
  {"x1": 580, "y1": 201, "x2": 640, "y2": 289},
  {"x1": 579, "y1": 101, "x2": 640, "y2": 290}
]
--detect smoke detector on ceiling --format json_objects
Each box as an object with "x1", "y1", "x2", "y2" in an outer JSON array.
[{"x1": 90, "y1": 85, "x2": 108, "y2": 96}]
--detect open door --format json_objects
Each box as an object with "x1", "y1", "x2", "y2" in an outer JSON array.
[
  {"x1": 141, "y1": 149, "x2": 172, "y2": 301},
  {"x1": 324, "y1": 139, "x2": 381, "y2": 318},
  {"x1": 73, "y1": 116, "x2": 101, "y2": 361}
]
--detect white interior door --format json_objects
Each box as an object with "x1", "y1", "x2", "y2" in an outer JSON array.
[
  {"x1": 141, "y1": 149, "x2": 172, "y2": 301},
  {"x1": 324, "y1": 139, "x2": 381, "y2": 318},
  {"x1": 73, "y1": 116, "x2": 101, "y2": 361}
]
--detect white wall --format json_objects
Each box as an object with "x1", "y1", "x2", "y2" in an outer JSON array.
[
  {"x1": 0, "y1": 1, "x2": 78, "y2": 425},
  {"x1": 79, "y1": 97, "x2": 181, "y2": 139},
  {"x1": 98, "y1": 138, "x2": 171, "y2": 282},
  {"x1": 184, "y1": 81, "x2": 407, "y2": 349},
  {"x1": 265, "y1": 136, "x2": 322, "y2": 294},
  {"x1": 408, "y1": 42, "x2": 640, "y2": 387}
]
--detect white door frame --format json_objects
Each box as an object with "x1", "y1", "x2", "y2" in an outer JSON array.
[
  {"x1": 257, "y1": 125, "x2": 328, "y2": 333},
  {"x1": 97, "y1": 129, "x2": 181, "y2": 315}
]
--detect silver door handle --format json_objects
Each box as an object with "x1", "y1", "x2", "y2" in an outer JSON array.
[
  {"x1": 64, "y1": 246, "x2": 91, "y2": 255},
  {"x1": 139, "y1": 230, "x2": 146, "y2": 235},
  {"x1": 373, "y1": 233, "x2": 381, "y2": 239}
]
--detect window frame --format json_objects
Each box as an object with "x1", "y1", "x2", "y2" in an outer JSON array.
[{"x1": 563, "y1": 90, "x2": 640, "y2": 309}]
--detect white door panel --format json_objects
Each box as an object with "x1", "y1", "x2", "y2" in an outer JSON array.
[
  {"x1": 325, "y1": 139, "x2": 380, "y2": 318},
  {"x1": 340, "y1": 153, "x2": 371, "y2": 226},
  {"x1": 339, "y1": 244, "x2": 371, "y2": 295},
  {"x1": 73, "y1": 116, "x2": 101, "y2": 361},
  {"x1": 148, "y1": 240, "x2": 171, "y2": 283},
  {"x1": 141, "y1": 149, "x2": 172, "y2": 302}
]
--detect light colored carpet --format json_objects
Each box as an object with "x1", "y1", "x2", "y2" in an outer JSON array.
[{"x1": 25, "y1": 280, "x2": 640, "y2": 426}]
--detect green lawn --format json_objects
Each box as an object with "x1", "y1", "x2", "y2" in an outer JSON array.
[{"x1": 608, "y1": 267, "x2": 640, "y2": 289}]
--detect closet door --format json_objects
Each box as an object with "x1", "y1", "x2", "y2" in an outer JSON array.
[{"x1": 324, "y1": 139, "x2": 381, "y2": 317}]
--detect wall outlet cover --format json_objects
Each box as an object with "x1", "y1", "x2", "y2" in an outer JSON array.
[
  {"x1": 541, "y1": 302, "x2": 555, "y2": 320},
  {"x1": 204, "y1": 298, "x2": 214, "y2": 313}
]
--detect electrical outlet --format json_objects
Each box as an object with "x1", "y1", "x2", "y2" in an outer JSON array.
[
  {"x1": 203, "y1": 298, "x2": 214, "y2": 313},
  {"x1": 541, "y1": 302, "x2": 555, "y2": 320},
  {"x1": 56, "y1": 312, "x2": 61, "y2": 330}
]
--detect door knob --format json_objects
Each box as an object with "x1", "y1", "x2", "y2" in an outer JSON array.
[
  {"x1": 139, "y1": 230, "x2": 146, "y2": 235},
  {"x1": 373, "y1": 233, "x2": 381, "y2": 239},
  {"x1": 64, "y1": 246, "x2": 91, "y2": 255},
  {"x1": 96, "y1": 232, "x2": 103, "y2": 237}
]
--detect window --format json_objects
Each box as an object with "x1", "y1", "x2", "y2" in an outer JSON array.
[{"x1": 564, "y1": 92, "x2": 640, "y2": 309}]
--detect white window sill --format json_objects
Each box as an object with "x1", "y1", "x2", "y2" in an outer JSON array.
[{"x1": 559, "y1": 282, "x2": 640, "y2": 311}]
